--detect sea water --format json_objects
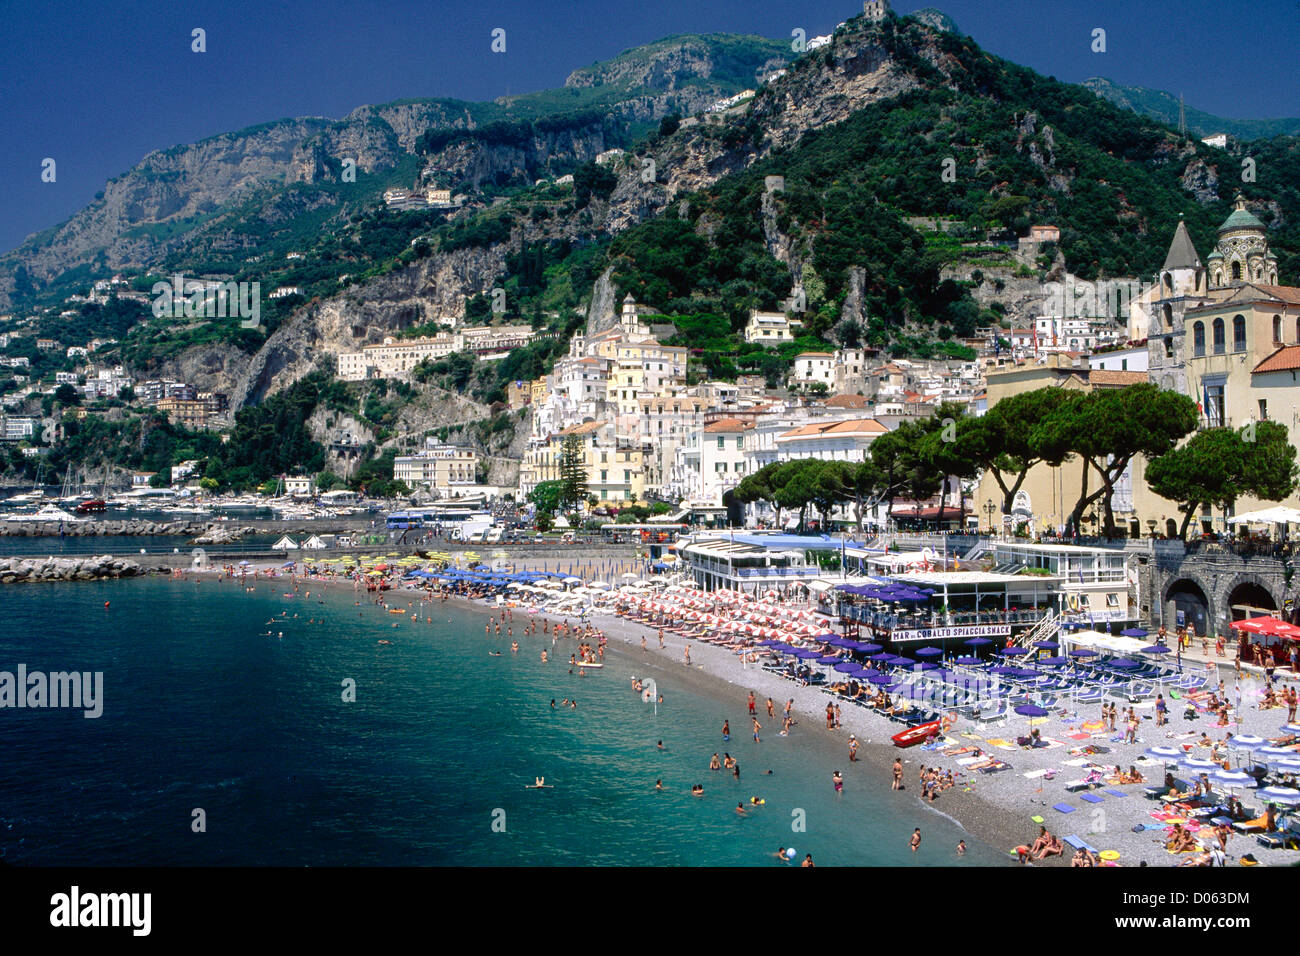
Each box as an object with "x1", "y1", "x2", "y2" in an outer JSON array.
[{"x1": 0, "y1": 577, "x2": 1006, "y2": 866}]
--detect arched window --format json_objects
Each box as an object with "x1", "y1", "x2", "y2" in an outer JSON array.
[
  {"x1": 1163, "y1": 272, "x2": 1173, "y2": 295},
  {"x1": 1193, "y1": 321, "x2": 1205, "y2": 357},
  {"x1": 1212, "y1": 318, "x2": 1225, "y2": 354},
  {"x1": 1232, "y1": 261, "x2": 1242, "y2": 281},
  {"x1": 1163, "y1": 303, "x2": 1173, "y2": 329},
  {"x1": 1233, "y1": 315, "x2": 1247, "y2": 352},
  {"x1": 1274, "y1": 315, "x2": 1283, "y2": 344}
]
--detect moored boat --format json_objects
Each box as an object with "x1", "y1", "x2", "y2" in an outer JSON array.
[{"x1": 891, "y1": 720, "x2": 942, "y2": 748}]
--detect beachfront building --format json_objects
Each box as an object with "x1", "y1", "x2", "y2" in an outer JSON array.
[
  {"x1": 518, "y1": 420, "x2": 650, "y2": 505},
  {"x1": 678, "y1": 532, "x2": 845, "y2": 593},
  {"x1": 393, "y1": 442, "x2": 479, "y2": 495},
  {"x1": 987, "y1": 541, "x2": 1135, "y2": 627},
  {"x1": 773, "y1": 417, "x2": 888, "y2": 463}
]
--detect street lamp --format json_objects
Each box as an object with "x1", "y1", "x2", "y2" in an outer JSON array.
[
  {"x1": 1146, "y1": 518, "x2": 1157, "y2": 539},
  {"x1": 983, "y1": 499, "x2": 996, "y2": 535}
]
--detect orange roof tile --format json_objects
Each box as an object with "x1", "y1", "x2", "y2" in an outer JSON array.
[
  {"x1": 1253, "y1": 345, "x2": 1300, "y2": 374},
  {"x1": 777, "y1": 418, "x2": 888, "y2": 440}
]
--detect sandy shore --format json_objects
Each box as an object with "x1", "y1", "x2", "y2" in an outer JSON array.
[{"x1": 187, "y1": 558, "x2": 1300, "y2": 867}]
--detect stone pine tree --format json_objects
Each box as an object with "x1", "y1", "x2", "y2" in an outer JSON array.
[{"x1": 558, "y1": 434, "x2": 589, "y2": 513}]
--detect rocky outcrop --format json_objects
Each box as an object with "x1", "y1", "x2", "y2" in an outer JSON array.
[
  {"x1": 1181, "y1": 158, "x2": 1221, "y2": 205},
  {"x1": 190, "y1": 525, "x2": 254, "y2": 545},
  {"x1": 0, "y1": 554, "x2": 149, "y2": 583}
]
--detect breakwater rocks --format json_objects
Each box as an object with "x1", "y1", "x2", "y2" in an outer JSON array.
[
  {"x1": 0, "y1": 520, "x2": 254, "y2": 541},
  {"x1": 0, "y1": 554, "x2": 152, "y2": 583}
]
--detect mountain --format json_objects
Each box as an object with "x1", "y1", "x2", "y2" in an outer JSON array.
[
  {"x1": 1084, "y1": 77, "x2": 1300, "y2": 141},
  {"x1": 0, "y1": 33, "x2": 789, "y2": 313},
  {"x1": 6, "y1": 8, "x2": 1300, "y2": 418}
]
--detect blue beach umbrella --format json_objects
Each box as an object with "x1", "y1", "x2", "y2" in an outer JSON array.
[
  {"x1": 964, "y1": 637, "x2": 993, "y2": 647},
  {"x1": 867, "y1": 672, "x2": 892, "y2": 685},
  {"x1": 1141, "y1": 644, "x2": 1171, "y2": 655},
  {"x1": 868, "y1": 652, "x2": 894, "y2": 662},
  {"x1": 817, "y1": 655, "x2": 842, "y2": 665},
  {"x1": 999, "y1": 646, "x2": 1030, "y2": 656},
  {"x1": 1070, "y1": 648, "x2": 1097, "y2": 658},
  {"x1": 858, "y1": 643, "x2": 883, "y2": 654},
  {"x1": 1038, "y1": 656, "x2": 1069, "y2": 666},
  {"x1": 833, "y1": 661, "x2": 861, "y2": 673},
  {"x1": 1227, "y1": 735, "x2": 1267, "y2": 751},
  {"x1": 1180, "y1": 755, "x2": 1220, "y2": 772},
  {"x1": 913, "y1": 661, "x2": 939, "y2": 671},
  {"x1": 954, "y1": 656, "x2": 983, "y2": 665},
  {"x1": 1258, "y1": 786, "x2": 1300, "y2": 805},
  {"x1": 1121, "y1": 628, "x2": 1149, "y2": 638},
  {"x1": 1033, "y1": 640, "x2": 1059, "y2": 649},
  {"x1": 915, "y1": 647, "x2": 943, "y2": 658},
  {"x1": 1014, "y1": 704, "x2": 1049, "y2": 717},
  {"x1": 1212, "y1": 769, "x2": 1257, "y2": 790},
  {"x1": 1109, "y1": 659, "x2": 1140, "y2": 669},
  {"x1": 1144, "y1": 746, "x2": 1185, "y2": 761}
]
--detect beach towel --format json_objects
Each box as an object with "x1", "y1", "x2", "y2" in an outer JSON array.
[
  {"x1": 1031, "y1": 815, "x2": 1045, "y2": 824},
  {"x1": 1023, "y1": 768, "x2": 1051, "y2": 779},
  {"x1": 1053, "y1": 803, "x2": 1075, "y2": 814},
  {"x1": 1103, "y1": 788, "x2": 1129, "y2": 797},
  {"x1": 1080, "y1": 792, "x2": 1104, "y2": 804},
  {"x1": 1066, "y1": 732, "x2": 1091, "y2": 740}
]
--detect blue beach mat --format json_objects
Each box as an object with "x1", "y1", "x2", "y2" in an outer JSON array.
[
  {"x1": 1103, "y1": 788, "x2": 1129, "y2": 797},
  {"x1": 1053, "y1": 803, "x2": 1075, "y2": 814},
  {"x1": 1079, "y1": 793, "x2": 1103, "y2": 804}
]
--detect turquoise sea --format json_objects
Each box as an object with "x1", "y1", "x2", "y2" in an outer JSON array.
[{"x1": 0, "y1": 576, "x2": 1005, "y2": 866}]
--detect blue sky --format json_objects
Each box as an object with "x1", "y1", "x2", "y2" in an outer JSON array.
[{"x1": 2, "y1": 0, "x2": 1298, "y2": 254}]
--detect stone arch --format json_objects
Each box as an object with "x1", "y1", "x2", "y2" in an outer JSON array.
[
  {"x1": 1165, "y1": 577, "x2": 1209, "y2": 636},
  {"x1": 1224, "y1": 577, "x2": 1278, "y2": 621},
  {"x1": 1165, "y1": 518, "x2": 1178, "y2": 538}
]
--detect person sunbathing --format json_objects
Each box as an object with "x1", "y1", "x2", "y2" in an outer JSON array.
[
  {"x1": 1027, "y1": 826, "x2": 1050, "y2": 857},
  {"x1": 1032, "y1": 832, "x2": 1063, "y2": 860},
  {"x1": 1166, "y1": 824, "x2": 1197, "y2": 852},
  {"x1": 1127, "y1": 765, "x2": 1145, "y2": 784}
]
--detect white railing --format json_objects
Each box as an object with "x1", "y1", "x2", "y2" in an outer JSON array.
[{"x1": 1015, "y1": 608, "x2": 1059, "y2": 648}]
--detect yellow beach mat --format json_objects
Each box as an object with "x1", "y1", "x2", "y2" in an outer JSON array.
[{"x1": 1099, "y1": 850, "x2": 1120, "y2": 861}]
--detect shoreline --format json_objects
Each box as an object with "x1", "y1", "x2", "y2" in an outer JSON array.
[{"x1": 134, "y1": 564, "x2": 1300, "y2": 866}]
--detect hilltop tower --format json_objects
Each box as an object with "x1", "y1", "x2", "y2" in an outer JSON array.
[
  {"x1": 1208, "y1": 193, "x2": 1278, "y2": 288},
  {"x1": 863, "y1": 0, "x2": 890, "y2": 21}
]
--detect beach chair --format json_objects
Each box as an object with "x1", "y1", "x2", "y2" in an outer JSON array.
[{"x1": 1062, "y1": 834, "x2": 1098, "y2": 853}]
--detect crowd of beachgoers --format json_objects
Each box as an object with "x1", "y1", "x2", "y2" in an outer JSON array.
[{"x1": 187, "y1": 553, "x2": 1300, "y2": 867}]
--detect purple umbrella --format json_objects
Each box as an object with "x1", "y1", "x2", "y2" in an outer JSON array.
[
  {"x1": 1070, "y1": 648, "x2": 1097, "y2": 658},
  {"x1": 1141, "y1": 644, "x2": 1171, "y2": 655},
  {"x1": 858, "y1": 643, "x2": 883, "y2": 654},
  {"x1": 1033, "y1": 640, "x2": 1059, "y2": 649},
  {"x1": 999, "y1": 647, "x2": 1030, "y2": 656},
  {"x1": 954, "y1": 656, "x2": 984, "y2": 665},
  {"x1": 1038, "y1": 656, "x2": 1069, "y2": 665},
  {"x1": 833, "y1": 661, "x2": 861, "y2": 673},
  {"x1": 964, "y1": 637, "x2": 993, "y2": 646},
  {"x1": 868, "y1": 652, "x2": 894, "y2": 662},
  {"x1": 1109, "y1": 659, "x2": 1140, "y2": 669},
  {"x1": 867, "y1": 672, "x2": 892, "y2": 684},
  {"x1": 913, "y1": 661, "x2": 939, "y2": 671},
  {"x1": 915, "y1": 647, "x2": 944, "y2": 657},
  {"x1": 1015, "y1": 704, "x2": 1049, "y2": 717},
  {"x1": 1121, "y1": 628, "x2": 1148, "y2": 638}
]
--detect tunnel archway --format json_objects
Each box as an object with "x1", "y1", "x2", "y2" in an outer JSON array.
[
  {"x1": 1226, "y1": 580, "x2": 1278, "y2": 621},
  {"x1": 1165, "y1": 578, "x2": 1209, "y2": 636}
]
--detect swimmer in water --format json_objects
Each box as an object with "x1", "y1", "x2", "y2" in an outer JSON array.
[
  {"x1": 735, "y1": 802, "x2": 747, "y2": 816},
  {"x1": 832, "y1": 770, "x2": 843, "y2": 793},
  {"x1": 655, "y1": 779, "x2": 663, "y2": 791},
  {"x1": 691, "y1": 784, "x2": 704, "y2": 796}
]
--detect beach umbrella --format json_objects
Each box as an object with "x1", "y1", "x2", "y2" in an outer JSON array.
[
  {"x1": 915, "y1": 647, "x2": 943, "y2": 658},
  {"x1": 1212, "y1": 769, "x2": 1257, "y2": 790},
  {"x1": 914, "y1": 661, "x2": 939, "y2": 671},
  {"x1": 1143, "y1": 746, "x2": 1185, "y2": 762},
  {"x1": 1141, "y1": 644, "x2": 1171, "y2": 655},
  {"x1": 1227, "y1": 735, "x2": 1267, "y2": 751},
  {"x1": 1121, "y1": 628, "x2": 1149, "y2": 638},
  {"x1": 1070, "y1": 648, "x2": 1097, "y2": 658},
  {"x1": 858, "y1": 643, "x2": 883, "y2": 654},
  {"x1": 833, "y1": 661, "x2": 860, "y2": 673},
  {"x1": 999, "y1": 646, "x2": 1030, "y2": 656},
  {"x1": 791, "y1": 648, "x2": 820, "y2": 660},
  {"x1": 817, "y1": 655, "x2": 842, "y2": 665},
  {"x1": 867, "y1": 672, "x2": 892, "y2": 685},
  {"x1": 1109, "y1": 659, "x2": 1140, "y2": 669},
  {"x1": 1281, "y1": 723, "x2": 1300, "y2": 735},
  {"x1": 867, "y1": 652, "x2": 894, "y2": 662},
  {"x1": 954, "y1": 656, "x2": 983, "y2": 665},
  {"x1": 1259, "y1": 786, "x2": 1300, "y2": 805},
  {"x1": 1179, "y1": 756, "x2": 1220, "y2": 772},
  {"x1": 1038, "y1": 656, "x2": 1069, "y2": 665},
  {"x1": 1273, "y1": 757, "x2": 1300, "y2": 773},
  {"x1": 1255, "y1": 746, "x2": 1296, "y2": 759},
  {"x1": 1033, "y1": 640, "x2": 1059, "y2": 649},
  {"x1": 1014, "y1": 704, "x2": 1049, "y2": 717},
  {"x1": 964, "y1": 637, "x2": 992, "y2": 647}
]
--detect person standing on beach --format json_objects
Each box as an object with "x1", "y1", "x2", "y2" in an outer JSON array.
[
  {"x1": 834, "y1": 704, "x2": 842, "y2": 729},
  {"x1": 892, "y1": 758, "x2": 903, "y2": 790},
  {"x1": 684, "y1": 646, "x2": 691, "y2": 665},
  {"x1": 849, "y1": 735, "x2": 859, "y2": 763},
  {"x1": 910, "y1": 829, "x2": 922, "y2": 852},
  {"x1": 641, "y1": 635, "x2": 647, "y2": 652},
  {"x1": 766, "y1": 697, "x2": 775, "y2": 718},
  {"x1": 658, "y1": 629, "x2": 664, "y2": 648},
  {"x1": 748, "y1": 692, "x2": 757, "y2": 716},
  {"x1": 752, "y1": 717, "x2": 762, "y2": 743},
  {"x1": 825, "y1": 703, "x2": 835, "y2": 730}
]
